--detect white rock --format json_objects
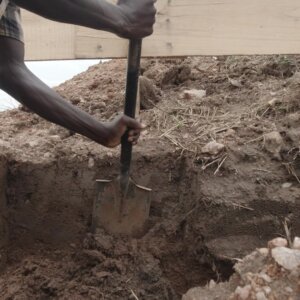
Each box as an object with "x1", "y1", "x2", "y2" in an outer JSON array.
[
  {"x1": 271, "y1": 247, "x2": 300, "y2": 271},
  {"x1": 183, "y1": 89, "x2": 206, "y2": 100},
  {"x1": 257, "y1": 248, "x2": 269, "y2": 256},
  {"x1": 88, "y1": 157, "x2": 95, "y2": 169},
  {"x1": 256, "y1": 291, "x2": 267, "y2": 300},
  {"x1": 49, "y1": 135, "x2": 61, "y2": 142},
  {"x1": 282, "y1": 182, "x2": 292, "y2": 189},
  {"x1": 259, "y1": 273, "x2": 272, "y2": 283},
  {"x1": 268, "y1": 98, "x2": 282, "y2": 107},
  {"x1": 293, "y1": 237, "x2": 300, "y2": 250},
  {"x1": 234, "y1": 285, "x2": 251, "y2": 300},
  {"x1": 229, "y1": 78, "x2": 242, "y2": 88},
  {"x1": 268, "y1": 237, "x2": 288, "y2": 249},
  {"x1": 201, "y1": 141, "x2": 225, "y2": 156},
  {"x1": 208, "y1": 279, "x2": 216, "y2": 289},
  {"x1": 263, "y1": 286, "x2": 272, "y2": 295},
  {"x1": 28, "y1": 140, "x2": 40, "y2": 148}
]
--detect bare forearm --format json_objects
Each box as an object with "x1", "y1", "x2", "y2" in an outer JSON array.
[
  {"x1": 13, "y1": 0, "x2": 124, "y2": 35},
  {"x1": 0, "y1": 63, "x2": 109, "y2": 145}
]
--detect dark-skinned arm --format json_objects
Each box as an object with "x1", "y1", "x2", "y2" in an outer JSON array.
[
  {"x1": 13, "y1": 0, "x2": 156, "y2": 39},
  {"x1": 0, "y1": 37, "x2": 142, "y2": 147}
]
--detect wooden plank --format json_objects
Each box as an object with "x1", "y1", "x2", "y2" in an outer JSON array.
[
  {"x1": 23, "y1": 0, "x2": 300, "y2": 61},
  {"x1": 23, "y1": 11, "x2": 75, "y2": 61}
]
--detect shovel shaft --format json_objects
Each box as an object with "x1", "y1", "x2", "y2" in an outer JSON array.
[{"x1": 120, "y1": 39, "x2": 142, "y2": 181}]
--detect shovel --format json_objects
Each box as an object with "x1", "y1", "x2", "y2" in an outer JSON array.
[{"x1": 92, "y1": 39, "x2": 152, "y2": 237}]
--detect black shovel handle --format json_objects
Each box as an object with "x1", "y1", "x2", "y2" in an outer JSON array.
[{"x1": 120, "y1": 39, "x2": 142, "y2": 179}]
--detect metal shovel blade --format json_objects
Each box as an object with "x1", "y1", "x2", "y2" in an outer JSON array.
[{"x1": 92, "y1": 178, "x2": 151, "y2": 237}]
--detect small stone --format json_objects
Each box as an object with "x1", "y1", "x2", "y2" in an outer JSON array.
[
  {"x1": 69, "y1": 243, "x2": 76, "y2": 248},
  {"x1": 271, "y1": 247, "x2": 300, "y2": 271},
  {"x1": 88, "y1": 157, "x2": 95, "y2": 169},
  {"x1": 268, "y1": 237, "x2": 288, "y2": 249},
  {"x1": 234, "y1": 285, "x2": 251, "y2": 300},
  {"x1": 285, "y1": 286, "x2": 293, "y2": 293},
  {"x1": 282, "y1": 182, "x2": 292, "y2": 189},
  {"x1": 182, "y1": 89, "x2": 206, "y2": 100},
  {"x1": 28, "y1": 140, "x2": 40, "y2": 148},
  {"x1": 49, "y1": 135, "x2": 61, "y2": 142},
  {"x1": 224, "y1": 129, "x2": 236, "y2": 137},
  {"x1": 94, "y1": 235, "x2": 113, "y2": 251},
  {"x1": 208, "y1": 279, "x2": 216, "y2": 289},
  {"x1": 106, "y1": 151, "x2": 113, "y2": 158},
  {"x1": 257, "y1": 248, "x2": 269, "y2": 256},
  {"x1": 256, "y1": 291, "x2": 267, "y2": 300},
  {"x1": 201, "y1": 141, "x2": 225, "y2": 156},
  {"x1": 259, "y1": 273, "x2": 272, "y2": 283},
  {"x1": 229, "y1": 78, "x2": 242, "y2": 88},
  {"x1": 268, "y1": 98, "x2": 282, "y2": 107},
  {"x1": 43, "y1": 152, "x2": 52, "y2": 159},
  {"x1": 293, "y1": 237, "x2": 300, "y2": 250},
  {"x1": 263, "y1": 286, "x2": 272, "y2": 295}
]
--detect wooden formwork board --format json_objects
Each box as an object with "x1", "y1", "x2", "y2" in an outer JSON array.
[{"x1": 23, "y1": 0, "x2": 300, "y2": 61}]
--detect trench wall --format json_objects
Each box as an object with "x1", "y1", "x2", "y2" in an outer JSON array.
[{"x1": 3, "y1": 152, "x2": 300, "y2": 259}]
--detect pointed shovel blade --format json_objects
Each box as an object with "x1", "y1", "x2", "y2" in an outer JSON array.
[{"x1": 92, "y1": 177, "x2": 151, "y2": 237}]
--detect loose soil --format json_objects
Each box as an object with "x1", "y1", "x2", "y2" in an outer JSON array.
[{"x1": 0, "y1": 55, "x2": 300, "y2": 299}]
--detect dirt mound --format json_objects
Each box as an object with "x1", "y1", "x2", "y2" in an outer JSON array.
[
  {"x1": 0, "y1": 55, "x2": 300, "y2": 299},
  {"x1": 183, "y1": 237, "x2": 300, "y2": 300}
]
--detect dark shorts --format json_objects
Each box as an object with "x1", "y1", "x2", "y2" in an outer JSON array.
[{"x1": 0, "y1": 0, "x2": 23, "y2": 42}]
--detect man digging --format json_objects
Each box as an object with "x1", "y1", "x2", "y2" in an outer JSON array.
[{"x1": 0, "y1": 0, "x2": 156, "y2": 147}]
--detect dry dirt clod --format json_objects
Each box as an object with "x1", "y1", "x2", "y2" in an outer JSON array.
[
  {"x1": 94, "y1": 235, "x2": 113, "y2": 252},
  {"x1": 182, "y1": 89, "x2": 207, "y2": 100},
  {"x1": 139, "y1": 75, "x2": 161, "y2": 110},
  {"x1": 201, "y1": 141, "x2": 225, "y2": 156}
]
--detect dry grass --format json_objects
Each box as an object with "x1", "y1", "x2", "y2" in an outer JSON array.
[{"x1": 145, "y1": 94, "x2": 243, "y2": 155}]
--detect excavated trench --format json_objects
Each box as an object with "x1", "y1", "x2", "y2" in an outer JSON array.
[{"x1": 0, "y1": 149, "x2": 300, "y2": 298}]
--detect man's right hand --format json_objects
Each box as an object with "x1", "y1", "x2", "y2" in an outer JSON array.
[{"x1": 116, "y1": 0, "x2": 157, "y2": 39}]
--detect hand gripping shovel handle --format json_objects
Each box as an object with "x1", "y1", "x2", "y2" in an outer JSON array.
[{"x1": 120, "y1": 39, "x2": 142, "y2": 182}]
